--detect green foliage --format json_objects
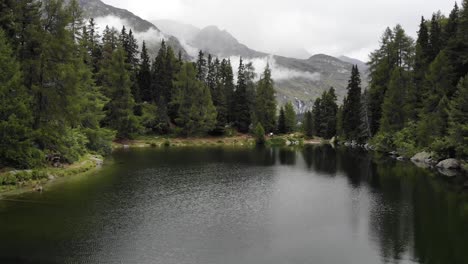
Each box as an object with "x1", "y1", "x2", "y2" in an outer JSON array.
[
  {"x1": 392, "y1": 122, "x2": 419, "y2": 157},
  {"x1": 380, "y1": 68, "x2": 411, "y2": 133},
  {"x1": 233, "y1": 58, "x2": 253, "y2": 133},
  {"x1": 173, "y1": 63, "x2": 217, "y2": 136},
  {"x1": 254, "y1": 123, "x2": 266, "y2": 145},
  {"x1": 277, "y1": 107, "x2": 286, "y2": 134},
  {"x1": 255, "y1": 64, "x2": 277, "y2": 133},
  {"x1": 0, "y1": 29, "x2": 43, "y2": 169},
  {"x1": 312, "y1": 87, "x2": 338, "y2": 139},
  {"x1": 446, "y1": 75, "x2": 468, "y2": 158},
  {"x1": 101, "y1": 47, "x2": 141, "y2": 139},
  {"x1": 342, "y1": 65, "x2": 363, "y2": 140},
  {"x1": 284, "y1": 102, "x2": 296, "y2": 133},
  {"x1": 303, "y1": 111, "x2": 314, "y2": 138},
  {"x1": 82, "y1": 128, "x2": 115, "y2": 156}
]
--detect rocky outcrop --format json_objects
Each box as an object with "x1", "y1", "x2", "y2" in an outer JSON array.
[
  {"x1": 436, "y1": 159, "x2": 461, "y2": 170},
  {"x1": 411, "y1": 152, "x2": 437, "y2": 165}
]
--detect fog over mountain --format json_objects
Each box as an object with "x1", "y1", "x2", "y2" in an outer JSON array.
[
  {"x1": 103, "y1": 0, "x2": 454, "y2": 61},
  {"x1": 77, "y1": 0, "x2": 374, "y2": 112}
]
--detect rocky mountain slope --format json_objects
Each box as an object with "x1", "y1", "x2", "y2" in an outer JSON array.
[
  {"x1": 153, "y1": 22, "x2": 368, "y2": 111},
  {"x1": 77, "y1": 0, "x2": 189, "y2": 59}
]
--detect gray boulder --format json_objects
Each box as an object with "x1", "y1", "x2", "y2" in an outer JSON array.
[
  {"x1": 411, "y1": 152, "x2": 433, "y2": 162},
  {"x1": 436, "y1": 159, "x2": 461, "y2": 170}
]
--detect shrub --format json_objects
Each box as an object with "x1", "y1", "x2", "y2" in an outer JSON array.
[
  {"x1": 83, "y1": 128, "x2": 115, "y2": 156},
  {"x1": 254, "y1": 123, "x2": 266, "y2": 145}
]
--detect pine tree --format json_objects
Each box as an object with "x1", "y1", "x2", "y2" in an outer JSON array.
[
  {"x1": 100, "y1": 47, "x2": 141, "y2": 139},
  {"x1": 15, "y1": 0, "x2": 44, "y2": 91},
  {"x1": 86, "y1": 18, "x2": 102, "y2": 74},
  {"x1": 277, "y1": 107, "x2": 286, "y2": 134},
  {"x1": 233, "y1": 58, "x2": 252, "y2": 133},
  {"x1": 428, "y1": 13, "x2": 443, "y2": 62},
  {"x1": 255, "y1": 64, "x2": 277, "y2": 133},
  {"x1": 423, "y1": 51, "x2": 456, "y2": 112},
  {"x1": 343, "y1": 65, "x2": 363, "y2": 139},
  {"x1": 303, "y1": 111, "x2": 314, "y2": 138},
  {"x1": 312, "y1": 98, "x2": 322, "y2": 136},
  {"x1": 196, "y1": 50, "x2": 207, "y2": 83},
  {"x1": 67, "y1": 0, "x2": 84, "y2": 42},
  {"x1": 284, "y1": 102, "x2": 296, "y2": 133},
  {"x1": 220, "y1": 59, "x2": 236, "y2": 123},
  {"x1": 120, "y1": 27, "x2": 140, "y2": 101},
  {"x1": 367, "y1": 28, "x2": 395, "y2": 135},
  {"x1": 414, "y1": 17, "x2": 430, "y2": 110},
  {"x1": 173, "y1": 63, "x2": 217, "y2": 135},
  {"x1": 138, "y1": 41, "x2": 152, "y2": 102},
  {"x1": 0, "y1": 29, "x2": 42, "y2": 168},
  {"x1": 211, "y1": 57, "x2": 228, "y2": 134},
  {"x1": 444, "y1": 3, "x2": 459, "y2": 44},
  {"x1": 367, "y1": 25, "x2": 414, "y2": 135},
  {"x1": 380, "y1": 68, "x2": 411, "y2": 133},
  {"x1": 150, "y1": 40, "x2": 167, "y2": 104},
  {"x1": 320, "y1": 87, "x2": 338, "y2": 139}
]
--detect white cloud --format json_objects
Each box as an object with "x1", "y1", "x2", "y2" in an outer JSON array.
[
  {"x1": 94, "y1": 15, "x2": 167, "y2": 45},
  {"x1": 228, "y1": 55, "x2": 321, "y2": 82}
]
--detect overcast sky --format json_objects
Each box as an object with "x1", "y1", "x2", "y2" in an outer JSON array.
[{"x1": 103, "y1": 0, "x2": 456, "y2": 61}]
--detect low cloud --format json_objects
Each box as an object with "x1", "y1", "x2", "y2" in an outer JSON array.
[
  {"x1": 228, "y1": 55, "x2": 321, "y2": 82},
  {"x1": 93, "y1": 15, "x2": 167, "y2": 46}
]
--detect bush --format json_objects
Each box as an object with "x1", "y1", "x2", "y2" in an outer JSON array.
[
  {"x1": 58, "y1": 128, "x2": 89, "y2": 163},
  {"x1": 268, "y1": 137, "x2": 287, "y2": 146},
  {"x1": 83, "y1": 128, "x2": 115, "y2": 156},
  {"x1": 392, "y1": 123, "x2": 419, "y2": 157},
  {"x1": 370, "y1": 132, "x2": 395, "y2": 153},
  {"x1": 254, "y1": 123, "x2": 266, "y2": 145},
  {"x1": 1, "y1": 173, "x2": 18, "y2": 185},
  {"x1": 31, "y1": 170, "x2": 48, "y2": 180}
]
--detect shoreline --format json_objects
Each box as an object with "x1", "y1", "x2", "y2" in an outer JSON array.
[{"x1": 0, "y1": 134, "x2": 324, "y2": 197}]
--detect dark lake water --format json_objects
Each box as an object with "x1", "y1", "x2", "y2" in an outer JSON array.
[{"x1": 0, "y1": 146, "x2": 467, "y2": 264}]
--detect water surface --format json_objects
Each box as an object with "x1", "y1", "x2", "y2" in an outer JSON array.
[{"x1": 0, "y1": 146, "x2": 467, "y2": 264}]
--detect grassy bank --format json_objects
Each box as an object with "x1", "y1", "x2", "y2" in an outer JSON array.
[
  {"x1": 0, "y1": 154, "x2": 103, "y2": 196},
  {"x1": 113, "y1": 134, "x2": 326, "y2": 149}
]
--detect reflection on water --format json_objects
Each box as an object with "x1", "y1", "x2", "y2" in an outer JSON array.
[{"x1": 0, "y1": 146, "x2": 467, "y2": 264}]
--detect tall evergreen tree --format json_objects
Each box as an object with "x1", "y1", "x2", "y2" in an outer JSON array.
[
  {"x1": 312, "y1": 98, "x2": 322, "y2": 136},
  {"x1": 220, "y1": 59, "x2": 235, "y2": 123},
  {"x1": 428, "y1": 13, "x2": 443, "y2": 62},
  {"x1": 100, "y1": 47, "x2": 140, "y2": 139},
  {"x1": 343, "y1": 65, "x2": 363, "y2": 140},
  {"x1": 233, "y1": 58, "x2": 252, "y2": 133},
  {"x1": 414, "y1": 17, "x2": 431, "y2": 110},
  {"x1": 303, "y1": 111, "x2": 314, "y2": 138},
  {"x1": 211, "y1": 57, "x2": 228, "y2": 134},
  {"x1": 284, "y1": 102, "x2": 296, "y2": 133},
  {"x1": 173, "y1": 63, "x2": 217, "y2": 135},
  {"x1": 255, "y1": 64, "x2": 277, "y2": 133},
  {"x1": 320, "y1": 87, "x2": 338, "y2": 139},
  {"x1": 138, "y1": 41, "x2": 152, "y2": 102},
  {"x1": 277, "y1": 107, "x2": 286, "y2": 134},
  {"x1": 0, "y1": 29, "x2": 42, "y2": 168},
  {"x1": 196, "y1": 50, "x2": 207, "y2": 83},
  {"x1": 380, "y1": 67, "x2": 411, "y2": 133},
  {"x1": 444, "y1": 3, "x2": 459, "y2": 44}
]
